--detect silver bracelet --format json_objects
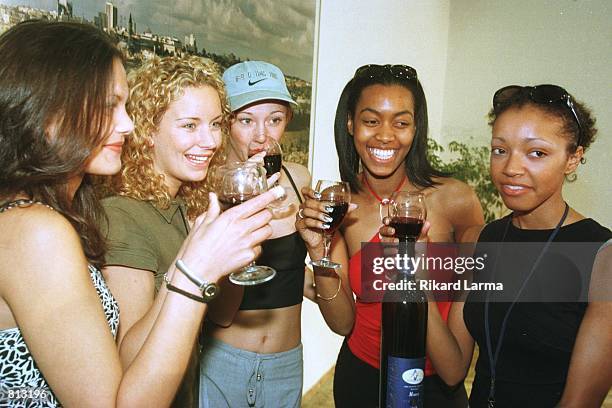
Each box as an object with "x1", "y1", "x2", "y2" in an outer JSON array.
[
  {"x1": 175, "y1": 259, "x2": 207, "y2": 291},
  {"x1": 175, "y1": 259, "x2": 220, "y2": 301}
]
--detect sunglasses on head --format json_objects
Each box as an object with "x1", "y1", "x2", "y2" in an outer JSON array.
[
  {"x1": 493, "y1": 84, "x2": 583, "y2": 147},
  {"x1": 354, "y1": 64, "x2": 418, "y2": 81}
]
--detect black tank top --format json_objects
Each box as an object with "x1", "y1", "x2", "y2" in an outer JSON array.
[
  {"x1": 239, "y1": 165, "x2": 307, "y2": 310},
  {"x1": 463, "y1": 216, "x2": 611, "y2": 407}
]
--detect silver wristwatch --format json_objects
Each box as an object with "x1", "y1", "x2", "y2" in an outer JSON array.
[{"x1": 175, "y1": 259, "x2": 220, "y2": 302}]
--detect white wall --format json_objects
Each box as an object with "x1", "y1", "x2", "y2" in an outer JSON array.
[{"x1": 303, "y1": 0, "x2": 452, "y2": 393}]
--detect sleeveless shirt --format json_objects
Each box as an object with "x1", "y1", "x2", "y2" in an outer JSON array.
[
  {"x1": 239, "y1": 165, "x2": 307, "y2": 310},
  {"x1": 0, "y1": 265, "x2": 119, "y2": 407},
  {"x1": 463, "y1": 216, "x2": 611, "y2": 407}
]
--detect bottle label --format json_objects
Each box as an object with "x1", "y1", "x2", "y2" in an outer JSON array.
[{"x1": 385, "y1": 356, "x2": 425, "y2": 408}]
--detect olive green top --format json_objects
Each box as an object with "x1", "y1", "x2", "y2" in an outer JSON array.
[
  {"x1": 101, "y1": 195, "x2": 189, "y2": 291},
  {"x1": 101, "y1": 195, "x2": 198, "y2": 408}
]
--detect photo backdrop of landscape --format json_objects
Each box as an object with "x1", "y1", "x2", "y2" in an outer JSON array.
[{"x1": 0, "y1": 0, "x2": 316, "y2": 165}]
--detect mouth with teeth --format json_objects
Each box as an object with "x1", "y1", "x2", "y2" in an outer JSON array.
[
  {"x1": 367, "y1": 147, "x2": 397, "y2": 162},
  {"x1": 185, "y1": 153, "x2": 212, "y2": 168},
  {"x1": 500, "y1": 183, "x2": 530, "y2": 196}
]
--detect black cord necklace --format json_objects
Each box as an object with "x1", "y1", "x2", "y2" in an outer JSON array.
[{"x1": 484, "y1": 202, "x2": 569, "y2": 408}]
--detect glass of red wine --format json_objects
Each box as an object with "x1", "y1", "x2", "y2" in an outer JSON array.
[
  {"x1": 248, "y1": 136, "x2": 288, "y2": 210},
  {"x1": 388, "y1": 191, "x2": 426, "y2": 242},
  {"x1": 388, "y1": 191, "x2": 426, "y2": 276},
  {"x1": 218, "y1": 162, "x2": 276, "y2": 285},
  {"x1": 310, "y1": 180, "x2": 351, "y2": 270},
  {"x1": 248, "y1": 136, "x2": 283, "y2": 178}
]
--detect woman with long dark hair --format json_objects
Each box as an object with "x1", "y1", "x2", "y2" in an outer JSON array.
[
  {"x1": 0, "y1": 20, "x2": 281, "y2": 406},
  {"x1": 296, "y1": 64, "x2": 484, "y2": 406}
]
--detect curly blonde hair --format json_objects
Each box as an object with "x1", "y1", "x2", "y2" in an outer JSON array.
[{"x1": 108, "y1": 55, "x2": 229, "y2": 219}]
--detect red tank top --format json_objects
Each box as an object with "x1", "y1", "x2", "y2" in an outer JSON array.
[{"x1": 347, "y1": 234, "x2": 453, "y2": 376}]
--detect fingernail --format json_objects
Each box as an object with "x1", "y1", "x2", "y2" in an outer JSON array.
[
  {"x1": 270, "y1": 186, "x2": 286, "y2": 199},
  {"x1": 324, "y1": 206, "x2": 333, "y2": 213},
  {"x1": 313, "y1": 192, "x2": 322, "y2": 199},
  {"x1": 323, "y1": 215, "x2": 333, "y2": 223},
  {"x1": 322, "y1": 223, "x2": 330, "y2": 229}
]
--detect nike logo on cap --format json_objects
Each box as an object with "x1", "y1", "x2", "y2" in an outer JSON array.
[{"x1": 248, "y1": 78, "x2": 268, "y2": 86}]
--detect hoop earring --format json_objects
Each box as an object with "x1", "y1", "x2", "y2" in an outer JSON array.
[{"x1": 565, "y1": 172, "x2": 578, "y2": 183}]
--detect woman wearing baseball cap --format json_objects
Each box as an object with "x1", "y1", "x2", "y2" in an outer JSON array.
[{"x1": 199, "y1": 61, "x2": 312, "y2": 407}]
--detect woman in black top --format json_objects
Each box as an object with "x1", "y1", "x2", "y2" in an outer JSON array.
[
  {"x1": 200, "y1": 61, "x2": 311, "y2": 408},
  {"x1": 424, "y1": 85, "x2": 611, "y2": 407}
]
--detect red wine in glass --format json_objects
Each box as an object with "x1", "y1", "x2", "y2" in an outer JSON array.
[
  {"x1": 263, "y1": 153, "x2": 282, "y2": 176},
  {"x1": 218, "y1": 162, "x2": 276, "y2": 286},
  {"x1": 325, "y1": 202, "x2": 349, "y2": 234},
  {"x1": 310, "y1": 180, "x2": 351, "y2": 270},
  {"x1": 390, "y1": 216, "x2": 424, "y2": 242},
  {"x1": 219, "y1": 193, "x2": 256, "y2": 209}
]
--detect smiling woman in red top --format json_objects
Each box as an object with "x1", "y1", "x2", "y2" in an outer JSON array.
[{"x1": 296, "y1": 64, "x2": 484, "y2": 407}]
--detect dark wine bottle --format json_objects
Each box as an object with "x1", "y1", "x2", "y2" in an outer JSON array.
[{"x1": 380, "y1": 255, "x2": 427, "y2": 408}]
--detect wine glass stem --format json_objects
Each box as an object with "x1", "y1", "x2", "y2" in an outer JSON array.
[{"x1": 322, "y1": 232, "x2": 332, "y2": 260}]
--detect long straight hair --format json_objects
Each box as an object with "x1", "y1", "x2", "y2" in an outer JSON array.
[{"x1": 0, "y1": 20, "x2": 123, "y2": 268}]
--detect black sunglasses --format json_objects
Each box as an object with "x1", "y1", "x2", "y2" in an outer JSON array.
[
  {"x1": 493, "y1": 84, "x2": 583, "y2": 147},
  {"x1": 354, "y1": 64, "x2": 418, "y2": 81}
]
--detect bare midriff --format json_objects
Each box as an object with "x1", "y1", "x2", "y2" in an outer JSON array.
[{"x1": 206, "y1": 304, "x2": 302, "y2": 353}]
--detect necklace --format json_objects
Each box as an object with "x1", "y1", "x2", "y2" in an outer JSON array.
[
  {"x1": 0, "y1": 199, "x2": 54, "y2": 213},
  {"x1": 362, "y1": 174, "x2": 407, "y2": 205},
  {"x1": 484, "y1": 202, "x2": 569, "y2": 407}
]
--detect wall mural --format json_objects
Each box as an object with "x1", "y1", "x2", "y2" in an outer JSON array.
[{"x1": 0, "y1": 0, "x2": 315, "y2": 166}]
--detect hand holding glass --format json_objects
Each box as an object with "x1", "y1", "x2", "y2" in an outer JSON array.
[
  {"x1": 310, "y1": 180, "x2": 351, "y2": 270},
  {"x1": 249, "y1": 136, "x2": 283, "y2": 178},
  {"x1": 218, "y1": 162, "x2": 276, "y2": 285},
  {"x1": 388, "y1": 191, "x2": 427, "y2": 243}
]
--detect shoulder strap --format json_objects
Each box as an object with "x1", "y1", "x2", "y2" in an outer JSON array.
[{"x1": 281, "y1": 165, "x2": 303, "y2": 204}]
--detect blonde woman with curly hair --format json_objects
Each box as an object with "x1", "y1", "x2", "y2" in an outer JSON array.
[{"x1": 101, "y1": 55, "x2": 232, "y2": 407}]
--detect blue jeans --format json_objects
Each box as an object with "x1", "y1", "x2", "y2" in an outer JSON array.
[{"x1": 199, "y1": 337, "x2": 303, "y2": 408}]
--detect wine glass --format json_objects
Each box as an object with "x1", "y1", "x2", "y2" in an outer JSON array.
[
  {"x1": 249, "y1": 136, "x2": 289, "y2": 211},
  {"x1": 388, "y1": 191, "x2": 427, "y2": 243},
  {"x1": 310, "y1": 180, "x2": 351, "y2": 270},
  {"x1": 249, "y1": 136, "x2": 283, "y2": 178},
  {"x1": 388, "y1": 191, "x2": 426, "y2": 277},
  {"x1": 218, "y1": 162, "x2": 276, "y2": 285}
]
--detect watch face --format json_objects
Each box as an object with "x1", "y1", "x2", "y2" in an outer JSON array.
[{"x1": 203, "y1": 283, "x2": 219, "y2": 300}]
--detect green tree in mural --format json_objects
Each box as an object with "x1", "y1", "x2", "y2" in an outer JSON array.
[{"x1": 427, "y1": 139, "x2": 505, "y2": 222}]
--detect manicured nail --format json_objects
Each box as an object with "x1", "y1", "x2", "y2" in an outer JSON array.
[
  {"x1": 270, "y1": 186, "x2": 286, "y2": 199},
  {"x1": 324, "y1": 206, "x2": 333, "y2": 213},
  {"x1": 323, "y1": 215, "x2": 333, "y2": 223},
  {"x1": 322, "y1": 223, "x2": 330, "y2": 229}
]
